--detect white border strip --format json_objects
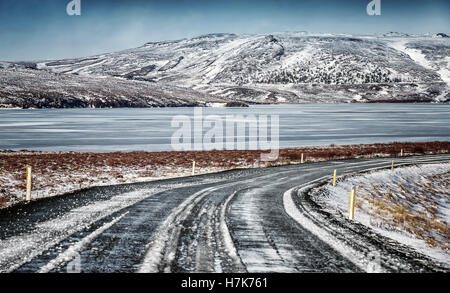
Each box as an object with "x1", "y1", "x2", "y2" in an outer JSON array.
[{"x1": 283, "y1": 185, "x2": 375, "y2": 272}]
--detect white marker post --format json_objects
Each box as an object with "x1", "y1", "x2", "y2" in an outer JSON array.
[
  {"x1": 26, "y1": 165, "x2": 32, "y2": 201},
  {"x1": 301, "y1": 153, "x2": 304, "y2": 164},
  {"x1": 192, "y1": 160, "x2": 196, "y2": 176},
  {"x1": 400, "y1": 149, "x2": 403, "y2": 157},
  {"x1": 348, "y1": 185, "x2": 356, "y2": 220}
]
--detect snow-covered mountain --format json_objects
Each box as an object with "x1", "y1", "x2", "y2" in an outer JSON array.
[{"x1": 1, "y1": 32, "x2": 449, "y2": 108}]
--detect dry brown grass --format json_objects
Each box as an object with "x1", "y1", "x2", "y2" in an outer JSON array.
[
  {"x1": 356, "y1": 170, "x2": 450, "y2": 250},
  {"x1": 1, "y1": 141, "x2": 449, "y2": 207}
]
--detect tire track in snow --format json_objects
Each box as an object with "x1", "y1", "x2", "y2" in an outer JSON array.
[
  {"x1": 228, "y1": 173, "x2": 361, "y2": 272},
  {"x1": 38, "y1": 212, "x2": 129, "y2": 273},
  {"x1": 138, "y1": 170, "x2": 293, "y2": 273},
  {"x1": 138, "y1": 186, "x2": 221, "y2": 272},
  {"x1": 3, "y1": 154, "x2": 449, "y2": 272}
]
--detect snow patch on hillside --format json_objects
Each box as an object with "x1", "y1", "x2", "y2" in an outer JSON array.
[
  {"x1": 2, "y1": 33, "x2": 450, "y2": 107},
  {"x1": 438, "y1": 56, "x2": 450, "y2": 85},
  {"x1": 390, "y1": 40, "x2": 450, "y2": 86}
]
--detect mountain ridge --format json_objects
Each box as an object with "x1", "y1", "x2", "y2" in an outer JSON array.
[{"x1": 1, "y1": 32, "x2": 449, "y2": 108}]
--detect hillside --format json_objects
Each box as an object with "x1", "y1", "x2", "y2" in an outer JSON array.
[{"x1": 1, "y1": 32, "x2": 449, "y2": 108}]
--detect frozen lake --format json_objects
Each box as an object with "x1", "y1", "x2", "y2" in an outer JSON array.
[{"x1": 0, "y1": 104, "x2": 449, "y2": 152}]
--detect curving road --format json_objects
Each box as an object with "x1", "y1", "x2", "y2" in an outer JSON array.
[{"x1": 1, "y1": 154, "x2": 449, "y2": 273}]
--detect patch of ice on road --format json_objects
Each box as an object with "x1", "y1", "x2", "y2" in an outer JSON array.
[
  {"x1": 0, "y1": 189, "x2": 157, "y2": 272},
  {"x1": 230, "y1": 177, "x2": 322, "y2": 273},
  {"x1": 38, "y1": 211, "x2": 129, "y2": 273},
  {"x1": 219, "y1": 191, "x2": 245, "y2": 270},
  {"x1": 138, "y1": 186, "x2": 218, "y2": 273},
  {"x1": 238, "y1": 250, "x2": 294, "y2": 273}
]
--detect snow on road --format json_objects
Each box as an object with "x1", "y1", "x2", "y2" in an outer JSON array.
[
  {"x1": 0, "y1": 177, "x2": 222, "y2": 273},
  {"x1": 1, "y1": 154, "x2": 449, "y2": 273},
  {"x1": 0, "y1": 189, "x2": 157, "y2": 272},
  {"x1": 38, "y1": 211, "x2": 129, "y2": 273},
  {"x1": 138, "y1": 186, "x2": 219, "y2": 273},
  {"x1": 283, "y1": 184, "x2": 374, "y2": 272}
]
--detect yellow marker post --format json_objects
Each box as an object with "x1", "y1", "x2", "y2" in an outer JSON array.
[
  {"x1": 348, "y1": 186, "x2": 356, "y2": 220},
  {"x1": 332, "y1": 169, "x2": 337, "y2": 186},
  {"x1": 26, "y1": 165, "x2": 32, "y2": 201},
  {"x1": 391, "y1": 160, "x2": 394, "y2": 170},
  {"x1": 301, "y1": 153, "x2": 304, "y2": 164},
  {"x1": 192, "y1": 160, "x2": 196, "y2": 176}
]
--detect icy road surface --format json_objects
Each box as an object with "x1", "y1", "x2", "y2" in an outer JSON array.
[{"x1": 0, "y1": 154, "x2": 449, "y2": 273}]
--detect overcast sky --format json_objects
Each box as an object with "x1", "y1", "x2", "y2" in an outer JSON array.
[{"x1": 0, "y1": 0, "x2": 448, "y2": 61}]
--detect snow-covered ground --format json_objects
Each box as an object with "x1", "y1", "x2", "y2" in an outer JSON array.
[
  {"x1": 1, "y1": 142, "x2": 449, "y2": 208},
  {"x1": 0, "y1": 158, "x2": 227, "y2": 207},
  {"x1": 390, "y1": 40, "x2": 450, "y2": 87},
  {"x1": 315, "y1": 163, "x2": 450, "y2": 267}
]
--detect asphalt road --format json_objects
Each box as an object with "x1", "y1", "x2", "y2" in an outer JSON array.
[{"x1": 1, "y1": 154, "x2": 449, "y2": 273}]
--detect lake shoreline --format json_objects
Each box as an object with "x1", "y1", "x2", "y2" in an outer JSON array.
[
  {"x1": 2, "y1": 104, "x2": 450, "y2": 152},
  {"x1": 1, "y1": 100, "x2": 449, "y2": 110},
  {"x1": 1, "y1": 141, "x2": 449, "y2": 208}
]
